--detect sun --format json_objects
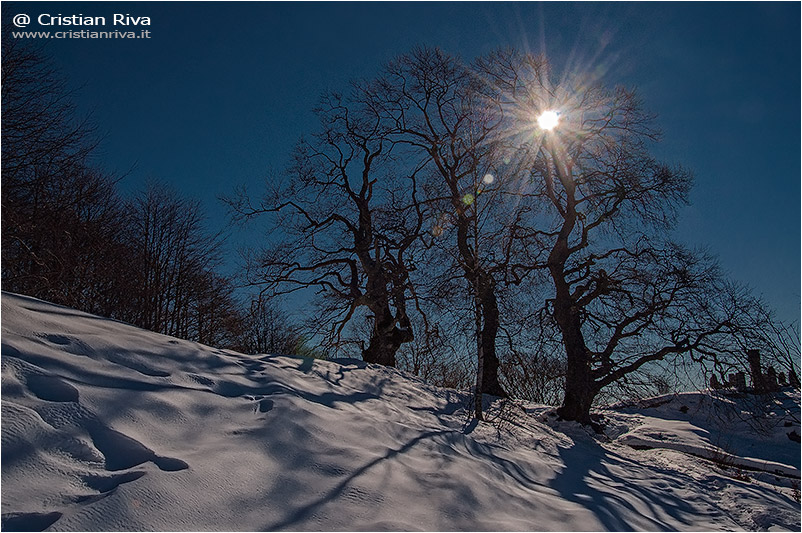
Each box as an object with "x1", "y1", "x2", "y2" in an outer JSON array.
[{"x1": 537, "y1": 110, "x2": 560, "y2": 131}]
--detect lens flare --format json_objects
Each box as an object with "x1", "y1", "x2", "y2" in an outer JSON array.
[
  {"x1": 482, "y1": 173, "x2": 495, "y2": 185},
  {"x1": 537, "y1": 110, "x2": 560, "y2": 131},
  {"x1": 462, "y1": 193, "x2": 475, "y2": 206}
]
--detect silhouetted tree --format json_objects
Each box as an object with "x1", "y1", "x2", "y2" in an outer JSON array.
[
  {"x1": 234, "y1": 296, "x2": 302, "y2": 356},
  {"x1": 396, "y1": 313, "x2": 474, "y2": 391},
  {"x1": 1, "y1": 39, "x2": 281, "y2": 351},
  {"x1": 484, "y1": 50, "x2": 775, "y2": 424},
  {"x1": 189, "y1": 271, "x2": 243, "y2": 348},
  {"x1": 1, "y1": 38, "x2": 130, "y2": 311},
  {"x1": 227, "y1": 46, "x2": 791, "y2": 426},
  {"x1": 1, "y1": 39, "x2": 95, "y2": 191},
  {"x1": 124, "y1": 183, "x2": 231, "y2": 342},
  {"x1": 227, "y1": 89, "x2": 424, "y2": 367},
  {"x1": 369, "y1": 47, "x2": 515, "y2": 412}
]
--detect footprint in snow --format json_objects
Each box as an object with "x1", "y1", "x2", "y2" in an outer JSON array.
[
  {"x1": 108, "y1": 354, "x2": 171, "y2": 378},
  {"x1": 42, "y1": 334, "x2": 71, "y2": 345},
  {"x1": 1, "y1": 511, "x2": 62, "y2": 532},
  {"x1": 237, "y1": 359, "x2": 267, "y2": 374},
  {"x1": 187, "y1": 373, "x2": 215, "y2": 387},
  {"x1": 246, "y1": 395, "x2": 274, "y2": 414},
  {"x1": 39, "y1": 334, "x2": 91, "y2": 356},
  {"x1": 74, "y1": 472, "x2": 146, "y2": 503},
  {"x1": 27, "y1": 374, "x2": 79, "y2": 403},
  {"x1": 88, "y1": 425, "x2": 188, "y2": 472},
  {"x1": 81, "y1": 470, "x2": 146, "y2": 493}
]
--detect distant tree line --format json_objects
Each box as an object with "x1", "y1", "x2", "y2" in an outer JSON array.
[
  {"x1": 227, "y1": 46, "x2": 800, "y2": 423},
  {"x1": 1, "y1": 38, "x2": 301, "y2": 356}
]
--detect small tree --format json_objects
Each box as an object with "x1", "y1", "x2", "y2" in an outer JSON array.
[
  {"x1": 698, "y1": 290, "x2": 801, "y2": 393},
  {"x1": 234, "y1": 296, "x2": 302, "y2": 356}
]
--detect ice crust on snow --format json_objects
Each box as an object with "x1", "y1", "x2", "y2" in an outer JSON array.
[{"x1": 1, "y1": 292, "x2": 800, "y2": 531}]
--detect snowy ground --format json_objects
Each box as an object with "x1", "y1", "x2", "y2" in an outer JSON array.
[{"x1": 2, "y1": 291, "x2": 800, "y2": 531}]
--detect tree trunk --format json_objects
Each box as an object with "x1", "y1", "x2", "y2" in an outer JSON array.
[
  {"x1": 478, "y1": 272, "x2": 507, "y2": 398},
  {"x1": 557, "y1": 342, "x2": 596, "y2": 424},
  {"x1": 362, "y1": 334, "x2": 397, "y2": 366},
  {"x1": 552, "y1": 286, "x2": 597, "y2": 424},
  {"x1": 546, "y1": 172, "x2": 596, "y2": 424},
  {"x1": 474, "y1": 289, "x2": 485, "y2": 421},
  {"x1": 361, "y1": 304, "x2": 413, "y2": 367}
]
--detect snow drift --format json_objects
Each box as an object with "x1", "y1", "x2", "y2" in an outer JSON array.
[{"x1": 1, "y1": 292, "x2": 799, "y2": 531}]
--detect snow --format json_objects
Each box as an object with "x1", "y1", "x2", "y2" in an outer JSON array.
[
  {"x1": 1, "y1": 291, "x2": 800, "y2": 531},
  {"x1": 610, "y1": 392, "x2": 800, "y2": 478}
]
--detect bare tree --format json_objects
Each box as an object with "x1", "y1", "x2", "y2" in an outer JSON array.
[
  {"x1": 761, "y1": 320, "x2": 801, "y2": 389},
  {"x1": 227, "y1": 89, "x2": 424, "y2": 367},
  {"x1": 234, "y1": 296, "x2": 302, "y2": 356},
  {"x1": 189, "y1": 271, "x2": 243, "y2": 349},
  {"x1": 1, "y1": 39, "x2": 258, "y2": 351},
  {"x1": 226, "y1": 47, "x2": 790, "y2": 426},
  {"x1": 368, "y1": 47, "x2": 516, "y2": 412},
  {"x1": 481, "y1": 50, "x2": 768, "y2": 424},
  {"x1": 496, "y1": 295, "x2": 566, "y2": 406},
  {"x1": 1, "y1": 38, "x2": 130, "y2": 312},
  {"x1": 396, "y1": 309, "x2": 474, "y2": 391},
  {"x1": 1, "y1": 39, "x2": 96, "y2": 190},
  {"x1": 124, "y1": 182, "x2": 229, "y2": 342},
  {"x1": 698, "y1": 287, "x2": 801, "y2": 391}
]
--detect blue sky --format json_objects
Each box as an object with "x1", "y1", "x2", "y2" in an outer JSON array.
[{"x1": 8, "y1": 1, "x2": 800, "y2": 324}]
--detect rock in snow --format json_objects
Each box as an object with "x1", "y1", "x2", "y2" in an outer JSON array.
[{"x1": 1, "y1": 292, "x2": 800, "y2": 531}]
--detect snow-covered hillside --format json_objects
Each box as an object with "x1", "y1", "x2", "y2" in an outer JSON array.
[{"x1": 2, "y1": 292, "x2": 800, "y2": 531}]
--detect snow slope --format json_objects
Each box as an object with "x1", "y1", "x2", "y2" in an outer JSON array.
[{"x1": 1, "y1": 292, "x2": 800, "y2": 531}]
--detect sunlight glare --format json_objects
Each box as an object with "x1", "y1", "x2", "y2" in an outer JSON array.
[{"x1": 537, "y1": 110, "x2": 560, "y2": 131}]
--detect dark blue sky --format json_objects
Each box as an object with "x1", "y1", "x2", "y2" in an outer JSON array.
[{"x1": 8, "y1": 2, "x2": 800, "y2": 324}]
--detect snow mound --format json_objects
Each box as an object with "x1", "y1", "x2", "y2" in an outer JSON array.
[
  {"x1": 2, "y1": 292, "x2": 800, "y2": 531},
  {"x1": 609, "y1": 391, "x2": 800, "y2": 478}
]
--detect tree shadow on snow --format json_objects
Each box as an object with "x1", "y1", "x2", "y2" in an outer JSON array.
[
  {"x1": 551, "y1": 439, "x2": 708, "y2": 531},
  {"x1": 261, "y1": 428, "x2": 461, "y2": 531}
]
